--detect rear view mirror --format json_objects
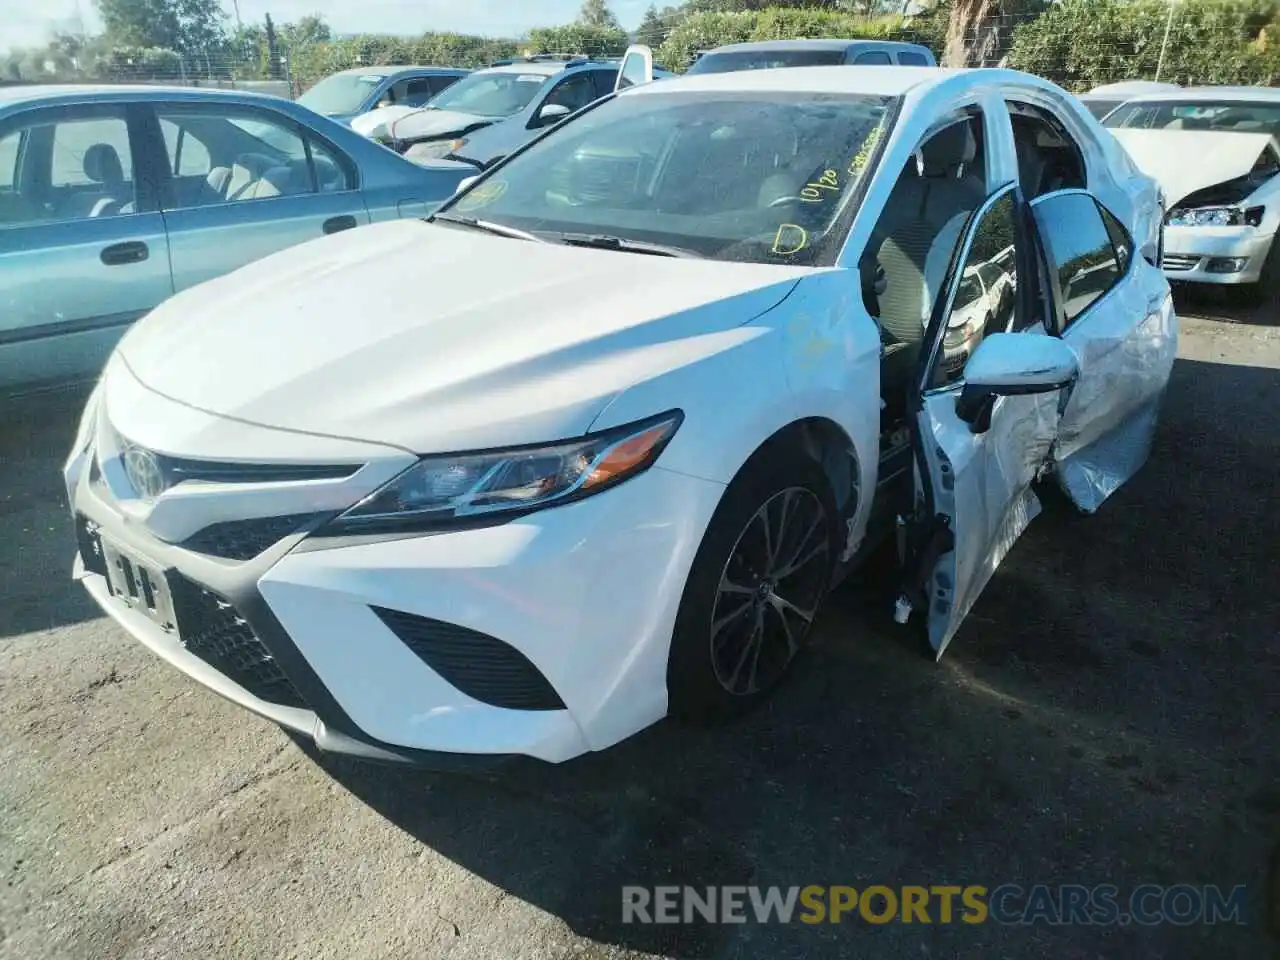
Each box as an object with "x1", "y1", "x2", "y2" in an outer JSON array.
[
  {"x1": 955, "y1": 333, "x2": 1079, "y2": 432},
  {"x1": 535, "y1": 103, "x2": 572, "y2": 127}
]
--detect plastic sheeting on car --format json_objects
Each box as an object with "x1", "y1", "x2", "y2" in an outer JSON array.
[{"x1": 1053, "y1": 292, "x2": 1178, "y2": 514}]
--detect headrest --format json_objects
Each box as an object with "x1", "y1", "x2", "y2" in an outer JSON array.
[
  {"x1": 233, "y1": 152, "x2": 277, "y2": 177},
  {"x1": 84, "y1": 144, "x2": 124, "y2": 185},
  {"x1": 919, "y1": 122, "x2": 977, "y2": 177}
]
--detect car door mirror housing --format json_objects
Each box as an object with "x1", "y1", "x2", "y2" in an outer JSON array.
[
  {"x1": 954, "y1": 333, "x2": 1079, "y2": 432},
  {"x1": 535, "y1": 103, "x2": 572, "y2": 127}
]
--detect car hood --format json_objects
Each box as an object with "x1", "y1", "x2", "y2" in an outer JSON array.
[
  {"x1": 376, "y1": 107, "x2": 494, "y2": 144},
  {"x1": 350, "y1": 104, "x2": 420, "y2": 139},
  {"x1": 115, "y1": 220, "x2": 817, "y2": 454},
  {"x1": 1110, "y1": 128, "x2": 1278, "y2": 207}
]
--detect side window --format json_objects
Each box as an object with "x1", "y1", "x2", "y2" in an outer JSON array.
[
  {"x1": 1031, "y1": 192, "x2": 1123, "y2": 329},
  {"x1": 155, "y1": 107, "x2": 353, "y2": 209},
  {"x1": 544, "y1": 73, "x2": 597, "y2": 114},
  {"x1": 1099, "y1": 204, "x2": 1132, "y2": 274},
  {"x1": 402, "y1": 78, "x2": 435, "y2": 106},
  {"x1": 0, "y1": 112, "x2": 137, "y2": 227},
  {"x1": 852, "y1": 50, "x2": 893, "y2": 65},
  {"x1": 0, "y1": 128, "x2": 21, "y2": 189},
  {"x1": 430, "y1": 74, "x2": 462, "y2": 96},
  {"x1": 591, "y1": 68, "x2": 619, "y2": 100},
  {"x1": 898, "y1": 51, "x2": 930, "y2": 66},
  {"x1": 931, "y1": 190, "x2": 1021, "y2": 389},
  {"x1": 617, "y1": 54, "x2": 649, "y2": 90},
  {"x1": 1005, "y1": 101, "x2": 1087, "y2": 199},
  {"x1": 160, "y1": 119, "x2": 213, "y2": 176}
]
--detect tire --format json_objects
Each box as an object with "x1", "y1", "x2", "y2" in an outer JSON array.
[{"x1": 667, "y1": 448, "x2": 840, "y2": 724}]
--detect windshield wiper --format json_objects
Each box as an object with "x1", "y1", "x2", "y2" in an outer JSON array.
[
  {"x1": 431, "y1": 214, "x2": 545, "y2": 242},
  {"x1": 557, "y1": 233, "x2": 704, "y2": 259}
]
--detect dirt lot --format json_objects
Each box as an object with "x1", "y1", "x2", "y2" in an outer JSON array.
[{"x1": 0, "y1": 291, "x2": 1276, "y2": 960}]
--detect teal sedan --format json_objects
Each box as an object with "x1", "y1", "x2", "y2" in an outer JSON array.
[{"x1": 0, "y1": 84, "x2": 475, "y2": 395}]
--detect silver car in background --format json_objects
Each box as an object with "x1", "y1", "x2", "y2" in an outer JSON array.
[{"x1": 0, "y1": 85, "x2": 475, "y2": 394}]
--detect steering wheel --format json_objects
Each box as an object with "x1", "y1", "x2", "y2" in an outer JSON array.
[{"x1": 768, "y1": 195, "x2": 805, "y2": 209}]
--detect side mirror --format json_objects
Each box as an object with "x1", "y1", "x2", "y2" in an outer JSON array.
[
  {"x1": 535, "y1": 103, "x2": 572, "y2": 127},
  {"x1": 955, "y1": 333, "x2": 1078, "y2": 433},
  {"x1": 454, "y1": 175, "x2": 480, "y2": 195}
]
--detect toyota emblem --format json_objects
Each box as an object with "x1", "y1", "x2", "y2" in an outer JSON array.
[{"x1": 122, "y1": 445, "x2": 166, "y2": 501}]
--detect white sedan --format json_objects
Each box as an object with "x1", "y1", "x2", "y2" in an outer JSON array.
[
  {"x1": 65, "y1": 66, "x2": 1176, "y2": 767},
  {"x1": 1105, "y1": 86, "x2": 1280, "y2": 291}
]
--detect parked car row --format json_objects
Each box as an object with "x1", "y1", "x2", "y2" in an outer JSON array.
[{"x1": 61, "y1": 58, "x2": 1176, "y2": 768}]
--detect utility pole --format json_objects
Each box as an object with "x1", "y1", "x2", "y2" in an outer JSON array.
[{"x1": 1155, "y1": 0, "x2": 1177, "y2": 81}]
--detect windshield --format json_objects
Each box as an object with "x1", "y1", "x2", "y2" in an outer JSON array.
[
  {"x1": 299, "y1": 74, "x2": 383, "y2": 116},
  {"x1": 1104, "y1": 99, "x2": 1280, "y2": 135},
  {"x1": 1082, "y1": 98, "x2": 1121, "y2": 120},
  {"x1": 438, "y1": 90, "x2": 895, "y2": 267},
  {"x1": 428, "y1": 71, "x2": 549, "y2": 117},
  {"x1": 686, "y1": 49, "x2": 846, "y2": 75}
]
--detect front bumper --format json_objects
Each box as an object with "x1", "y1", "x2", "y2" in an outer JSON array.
[
  {"x1": 67, "y1": 370, "x2": 725, "y2": 765},
  {"x1": 1161, "y1": 225, "x2": 1276, "y2": 285}
]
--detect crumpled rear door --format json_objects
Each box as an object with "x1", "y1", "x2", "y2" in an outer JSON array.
[{"x1": 1030, "y1": 189, "x2": 1178, "y2": 512}]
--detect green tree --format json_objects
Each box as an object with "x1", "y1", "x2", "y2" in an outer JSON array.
[
  {"x1": 636, "y1": 4, "x2": 668, "y2": 46},
  {"x1": 280, "y1": 14, "x2": 331, "y2": 49},
  {"x1": 578, "y1": 0, "x2": 621, "y2": 28},
  {"x1": 95, "y1": 0, "x2": 226, "y2": 55}
]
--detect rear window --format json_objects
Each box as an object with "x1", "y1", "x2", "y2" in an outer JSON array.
[
  {"x1": 686, "y1": 49, "x2": 845, "y2": 75},
  {"x1": 1104, "y1": 99, "x2": 1280, "y2": 135}
]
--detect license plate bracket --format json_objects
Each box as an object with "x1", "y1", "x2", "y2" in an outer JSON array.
[{"x1": 95, "y1": 532, "x2": 179, "y2": 635}]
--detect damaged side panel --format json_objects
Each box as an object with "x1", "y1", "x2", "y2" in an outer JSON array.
[{"x1": 1053, "y1": 273, "x2": 1178, "y2": 513}]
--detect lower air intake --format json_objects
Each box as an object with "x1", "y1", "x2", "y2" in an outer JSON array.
[
  {"x1": 370, "y1": 607, "x2": 566, "y2": 711},
  {"x1": 171, "y1": 575, "x2": 308, "y2": 710}
]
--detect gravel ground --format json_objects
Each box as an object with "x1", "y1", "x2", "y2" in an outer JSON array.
[{"x1": 0, "y1": 290, "x2": 1276, "y2": 960}]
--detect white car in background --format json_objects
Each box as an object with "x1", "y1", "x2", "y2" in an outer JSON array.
[
  {"x1": 66, "y1": 66, "x2": 1175, "y2": 767},
  {"x1": 1105, "y1": 86, "x2": 1280, "y2": 292},
  {"x1": 1077, "y1": 80, "x2": 1179, "y2": 120}
]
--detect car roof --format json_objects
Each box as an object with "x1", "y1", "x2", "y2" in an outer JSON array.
[
  {"x1": 623, "y1": 64, "x2": 971, "y2": 99},
  {"x1": 330, "y1": 65, "x2": 468, "y2": 78},
  {"x1": 704, "y1": 38, "x2": 929, "y2": 53},
  {"x1": 1117, "y1": 85, "x2": 1280, "y2": 104},
  {"x1": 1084, "y1": 80, "x2": 1179, "y2": 96},
  {"x1": 0, "y1": 84, "x2": 296, "y2": 110}
]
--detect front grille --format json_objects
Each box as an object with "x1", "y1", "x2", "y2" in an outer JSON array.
[
  {"x1": 181, "y1": 513, "x2": 318, "y2": 561},
  {"x1": 170, "y1": 575, "x2": 307, "y2": 710},
  {"x1": 371, "y1": 607, "x2": 566, "y2": 711},
  {"x1": 1162, "y1": 253, "x2": 1200, "y2": 272}
]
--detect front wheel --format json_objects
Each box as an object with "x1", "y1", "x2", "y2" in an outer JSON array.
[{"x1": 667, "y1": 452, "x2": 839, "y2": 723}]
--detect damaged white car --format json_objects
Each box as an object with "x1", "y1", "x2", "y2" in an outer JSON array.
[
  {"x1": 1106, "y1": 87, "x2": 1280, "y2": 291},
  {"x1": 66, "y1": 66, "x2": 1175, "y2": 766}
]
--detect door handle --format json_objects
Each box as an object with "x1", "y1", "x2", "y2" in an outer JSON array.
[
  {"x1": 100, "y1": 241, "x2": 149, "y2": 266},
  {"x1": 323, "y1": 215, "x2": 357, "y2": 235}
]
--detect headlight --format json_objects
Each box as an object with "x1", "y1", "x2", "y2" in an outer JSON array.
[
  {"x1": 406, "y1": 139, "x2": 458, "y2": 161},
  {"x1": 324, "y1": 411, "x2": 683, "y2": 535},
  {"x1": 1166, "y1": 205, "x2": 1264, "y2": 227}
]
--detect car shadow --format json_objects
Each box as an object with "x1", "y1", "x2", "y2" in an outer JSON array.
[
  {"x1": 0, "y1": 383, "x2": 103, "y2": 640},
  {"x1": 1172, "y1": 282, "x2": 1279, "y2": 326},
  {"x1": 296, "y1": 355, "x2": 1278, "y2": 958}
]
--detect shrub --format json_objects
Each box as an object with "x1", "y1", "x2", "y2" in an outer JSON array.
[{"x1": 1006, "y1": 0, "x2": 1280, "y2": 89}]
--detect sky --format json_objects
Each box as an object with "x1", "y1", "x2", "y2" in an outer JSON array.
[{"x1": 0, "y1": 0, "x2": 654, "y2": 52}]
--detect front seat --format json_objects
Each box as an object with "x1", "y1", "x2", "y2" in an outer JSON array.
[
  {"x1": 63, "y1": 143, "x2": 128, "y2": 218},
  {"x1": 863, "y1": 120, "x2": 985, "y2": 412}
]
